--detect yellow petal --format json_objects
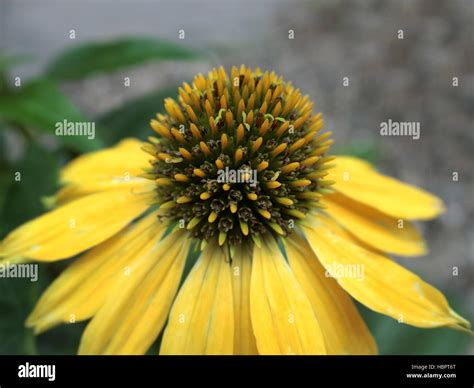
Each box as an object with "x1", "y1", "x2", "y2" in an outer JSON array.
[
  {"x1": 321, "y1": 193, "x2": 427, "y2": 256},
  {"x1": 0, "y1": 189, "x2": 154, "y2": 262},
  {"x1": 53, "y1": 178, "x2": 154, "y2": 205},
  {"x1": 26, "y1": 211, "x2": 167, "y2": 334},
  {"x1": 160, "y1": 244, "x2": 234, "y2": 355},
  {"x1": 302, "y1": 217, "x2": 471, "y2": 331},
  {"x1": 79, "y1": 230, "x2": 190, "y2": 355},
  {"x1": 327, "y1": 156, "x2": 445, "y2": 220},
  {"x1": 285, "y1": 233, "x2": 377, "y2": 354},
  {"x1": 231, "y1": 245, "x2": 258, "y2": 355},
  {"x1": 250, "y1": 238, "x2": 326, "y2": 355},
  {"x1": 60, "y1": 138, "x2": 149, "y2": 185}
]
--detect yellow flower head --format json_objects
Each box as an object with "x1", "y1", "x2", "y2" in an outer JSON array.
[
  {"x1": 147, "y1": 65, "x2": 332, "y2": 248},
  {"x1": 0, "y1": 66, "x2": 470, "y2": 355}
]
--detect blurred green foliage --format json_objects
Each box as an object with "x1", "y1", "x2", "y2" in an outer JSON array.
[
  {"x1": 98, "y1": 87, "x2": 178, "y2": 146},
  {"x1": 0, "y1": 142, "x2": 59, "y2": 236},
  {"x1": 0, "y1": 37, "x2": 199, "y2": 354},
  {"x1": 359, "y1": 302, "x2": 470, "y2": 355},
  {"x1": 0, "y1": 37, "x2": 470, "y2": 355},
  {"x1": 331, "y1": 139, "x2": 382, "y2": 164},
  {"x1": 45, "y1": 37, "x2": 201, "y2": 80},
  {"x1": 0, "y1": 79, "x2": 103, "y2": 152}
]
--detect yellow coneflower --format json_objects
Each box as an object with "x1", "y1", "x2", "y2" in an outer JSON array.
[{"x1": 0, "y1": 66, "x2": 470, "y2": 355}]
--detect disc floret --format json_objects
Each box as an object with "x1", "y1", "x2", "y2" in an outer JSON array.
[{"x1": 144, "y1": 65, "x2": 334, "y2": 248}]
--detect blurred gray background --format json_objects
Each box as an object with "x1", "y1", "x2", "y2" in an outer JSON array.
[{"x1": 1, "y1": 0, "x2": 473, "y2": 353}]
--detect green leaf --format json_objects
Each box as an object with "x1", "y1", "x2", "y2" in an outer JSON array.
[
  {"x1": 45, "y1": 37, "x2": 201, "y2": 80},
  {"x1": 98, "y1": 87, "x2": 178, "y2": 145},
  {"x1": 0, "y1": 167, "x2": 11, "y2": 219},
  {"x1": 0, "y1": 272, "x2": 46, "y2": 355},
  {"x1": 0, "y1": 54, "x2": 32, "y2": 72},
  {"x1": 0, "y1": 127, "x2": 12, "y2": 215},
  {"x1": 0, "y1": 54, "x2": 33, "y2": 94},
  {"x1": 36, "y1": 321, "x2": 87, "y2": 355},
  {"x1": 0, "y1": 142, "x2": 59, "y2": 237},
  {"x1": 331, "y1": 139, "x2": 382, "y2": 163},
  {"x1": 0, "y1": 142, "x2": 62, "y2": 354},
  {"x1": 0, "y1": 79, "x2": 104, "y2": 152}
]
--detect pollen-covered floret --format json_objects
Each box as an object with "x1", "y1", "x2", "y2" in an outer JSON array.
[{"x1": 143, "y1": 65, "x2": 334, "y2": 248}]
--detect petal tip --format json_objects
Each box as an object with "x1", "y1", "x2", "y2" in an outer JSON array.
[{"x1": 448, "y1": 308, "x2": 471, "y2": 332}]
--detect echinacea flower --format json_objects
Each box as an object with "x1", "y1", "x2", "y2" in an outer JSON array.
[{"x1": 0, "y1": 65, "x2": 470, "y2": 355}]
